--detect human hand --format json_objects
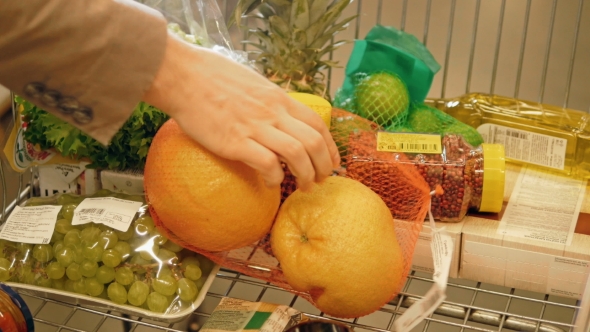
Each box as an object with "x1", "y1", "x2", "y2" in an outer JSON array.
[{"x1": 143, "y1": 32, "x2": 341, "y2": 190}]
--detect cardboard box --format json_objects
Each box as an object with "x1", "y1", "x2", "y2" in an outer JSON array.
[
  {"x1": 100, "y1": 169, "x2": 144, "y2": 195},
  {"x1": 408, "y1": 219, "x2": 465, "y2": 279},
  {"x1": 460, "y1": 163, "x2": 590, "y2": 299},
  {"x1": 37, "y1": 162, "x2": 100, "y2": 197}
]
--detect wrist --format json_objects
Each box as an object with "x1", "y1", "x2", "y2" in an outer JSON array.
[{"x1": 142, "y1": 31, "x2": 191, "y2": 118}]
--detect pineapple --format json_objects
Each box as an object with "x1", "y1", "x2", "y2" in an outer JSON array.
[{"x1": 229, "y1": 0, "x2": 356, "y2": 101}]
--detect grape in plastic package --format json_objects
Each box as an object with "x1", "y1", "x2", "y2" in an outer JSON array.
[
  {"x1": 0, "y1": 190, "x2": 217, "y2": 320},
  {"x1": 138, "y1": 0, "x2": 252, "y2": 67}
]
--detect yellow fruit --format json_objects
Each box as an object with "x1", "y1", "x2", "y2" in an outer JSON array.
[
  {"x1": 288, "y1": 92, "x2": 332, "y2": 129},
  {"x1": 270, "y1": 176, "x2": 404, "y2": 318},
  {"x1": 144, "y1": 119, "x2": 281, "y2": 252}
]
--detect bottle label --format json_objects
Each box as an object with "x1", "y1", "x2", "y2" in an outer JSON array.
[
  {"x1": 0, "y1": 206, "x2": 62, "y2": 244},
  {"x1": 72, "y1": 197, "x2": 143, "y2": 232},
  {"x1": 477, "y1": 123, "x2": 567, "y2": 170},
  {"x1": 376, "y1": 132, "x2": 442, "y2": 154}
]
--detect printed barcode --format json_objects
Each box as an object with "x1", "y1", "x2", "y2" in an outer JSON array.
[
  {"x1": 80, "y1": 208, "x2": 106, "y2": 215},
  {"x1": 42, "y1": 238, "x2": 50, "y2": 244},
  {"x1": 401, "y1": 143, "x2": 438, "y2": 151},
  {"x1": 507, "y1": 130, "x2": 528, "y2": 140}
]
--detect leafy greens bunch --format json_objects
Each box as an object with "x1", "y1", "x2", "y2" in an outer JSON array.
[{"x1": 17, "y1": 95, "x2": 169, "y2": 170}]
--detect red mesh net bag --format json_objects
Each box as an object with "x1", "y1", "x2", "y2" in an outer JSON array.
[{"x1": 148, "y1": 108, "x2": 432, "y2": 317}]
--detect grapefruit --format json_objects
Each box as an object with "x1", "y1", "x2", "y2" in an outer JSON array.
[
  {"x1": 270, "y1": 176, "x2": 404, "y2": 318},
  {"x1": 144, "y1": 119, "x2": 281, "y2": 252}
]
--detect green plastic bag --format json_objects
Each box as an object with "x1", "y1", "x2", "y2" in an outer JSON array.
[{"x1": 335, "y1": 25, "x2": 441, "y2": 106}]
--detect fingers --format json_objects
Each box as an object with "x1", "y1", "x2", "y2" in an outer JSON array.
[
  {"x1": 286, "y1": 99, "x2": 341, "y2": 169},
  {"x1": 229, "y1": 138, "x2": 285, "y2": 188},
  {"x1": 255, "y1": 123, "x2": 332, "y2": 191}
]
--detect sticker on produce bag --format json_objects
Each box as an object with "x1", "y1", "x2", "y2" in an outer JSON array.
[
  {"x1": 393, "y1": 207, "x2": 453, "y2": 332},
  {"x1": 72, "y1": 197, "x2": 143, "y2": 232},
  {"x1": 377, "y1": 132, "x2": 442, "y2": 154},
  {"x1": 0, "y1": 205, "x2": 62, "y2": 244}
]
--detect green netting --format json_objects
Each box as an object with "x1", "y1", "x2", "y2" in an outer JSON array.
[
  {"x1": 389, "y1": 102, "x2": 484, "y2": 147},
  {"x1": 333, "y1": 71, "x2": 411, "y2": 129}
]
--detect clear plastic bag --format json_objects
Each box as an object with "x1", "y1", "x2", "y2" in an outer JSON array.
[
  {"x1": 0, "y1": 190, "x2": 218, "y2": 321},
  {"x1": 138, "y1": 0, "x2": 251, "y2": 66}
]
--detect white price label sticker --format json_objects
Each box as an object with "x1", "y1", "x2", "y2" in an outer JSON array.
[
  {"x1": 72, "y1": 197, "x2": 143, "y2": 232},
  {"x1": 394, "y1": 208, "x2": 454, "y2": 332},
  {"x1": 0, "y1": 205, "x2": 62, "y2": 244}
]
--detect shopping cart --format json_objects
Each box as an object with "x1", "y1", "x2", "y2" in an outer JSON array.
[{"x1": 1, "y1": 0, "x2": 589, "y2": 331}]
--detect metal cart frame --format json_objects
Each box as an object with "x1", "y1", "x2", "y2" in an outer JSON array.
[{"x1": 1, "y1": 0, "x2": 589, "y2": 331}]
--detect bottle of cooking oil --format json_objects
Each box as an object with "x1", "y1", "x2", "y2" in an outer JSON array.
[{"x1": 425, "y1": 93, "x2": 590, "y2": 178}]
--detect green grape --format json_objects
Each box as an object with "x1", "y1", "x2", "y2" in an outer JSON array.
[
  {"x1": 128, "y1": 237, "x2": 145, "y2": 252},
  {"x1": 195, "y1": 276, "x2": 206, "y2": 289},
  {"x1": 46, "y1": 261, "x2": 66, "y2": 279},
  {"x1": 82, "y1": 244, "x2": 104, "y2": 262},
  {"x1": 57, "y1": 194, "x2": 75, "y2": 205},
  {"x1": 55, "y1": 247, "x2": 75, "y2": 268},
  {"x1": 33, "y1": 244, "x2": 54, "y2": 263},
  {"x1": 64, "y1": 279, "x2": 76, "y2": 292},
  {"x1": 73, "y1": 246, "x2": 84, "y2": 264},
  {"x1": 35, "y1": 275, "x2": 52, "y2": 288},
  {"x1": 66, "y1": 263, "x2": 82, "y2": 281},
  {"x1": 147, "y1": 292, "x2": 170, "y2": 313},
  {"x1": 20, "y1": 269, "x2": 35, "y2": 285},
  {"x1": 162, "y1": 240, "x2": 184, "y2": 253},
  {"x1": 15, "y1": 243, "x2": 32, "y2": 260},
  {"x1": 55, "y1": 218, "x2": 74, "y2": 234},
  {"x1": 91, "y1": 189, "x2": 113, "y2": 198},
  {"x1": 129, "y1": 255, "x2": 151, "y2": 274},
  {"x1": 184, "y1": 265, "x2": 202, "y2": 281},
  {"x1": 84, "y1": 277, "x2": 104, "y2": 297},
  {"x1": 64, "y1": 229, "x2": 81, "y2": 247},
  {"x1": 102, "y1": 249, "x2": 122, "y2": 268},
  {"x1": 80, "y1": 225, "x2": 101, "y2": 245},
  {"x1": 115, "y1": 228, "x2": 134, "y2": 241},
  {"x1": 95, "y1": 266, "x2": 115, "y2": 284},
  {"x1": 72, "y1": 278, "x2": 87, "y2": 294},
  {"x1": 155, "y1": 266, "x2": 172, "y2": 278},
  {"x1": 181, "y1": 256, "x2": 200, "y2": 268},
  {"x1": 149, "y1": 229, "x2": 167, "y2": 246},
  {"x1": 53, "y1": 241, "x2": 65, "y2": 255},
  {"x1": 156, "y1": 248, "x2": 177, "y2": 264},
  {"x1": 138, "y1": 243, "x2": 159, "y2": 261},
  {"x1": 113, "y1": 242, "x2": 131, "y2": 261},
  {"x1": 0, "y1": 258, "x2": 11, "y2": 281},
  {"x1": 80, "y1": 259, "x2": 98, "y2": 278},
  {"x1": 98, "y1": 230, "x2": 118, "y2": 249},
  {"x1": 115, "y1": 267, "x2": 134, "y2": 286},
  {"x1": 51, "y1": 232, "x2": 65, "y2": 243},
  {"x1": 128, "y1": 281, "x2": 149, "y2": 306},
  {"x1": 196, "y1": 256, "x2": 215, "y2": 276},
  {"x1": 134, "y1": 216, "x2": 154, "y2": 236},
  {"x1": 52, "y1": 277, "x2": 66, "y2": 290},
  {"x1": 152, "y1": 275, "x2": 177, "y2": 296},
  {"x1": 176, "y1": 278, "x2": 198, "y2": 302},
  {"x1": 62, "y1": 204, "x2": 77, "y2": 221},
  {"x1": 107, "y1": 282, "x2": 127, "y2": 304}
]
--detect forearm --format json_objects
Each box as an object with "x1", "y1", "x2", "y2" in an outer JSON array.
[{"x1": 0, "y1": 0, "x2": 168, "y2": 145}]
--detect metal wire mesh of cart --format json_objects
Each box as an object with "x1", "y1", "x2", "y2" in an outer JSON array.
[
  {"x1": 15, "y1": 268, "x2": 582, "y2": 332},
  {"x1": 1, "y1": 0, "x2": 590, "y2": 332}
]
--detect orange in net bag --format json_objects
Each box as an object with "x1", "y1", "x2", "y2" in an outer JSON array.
[{"x1": 147, "y1": 108, "x2": 432, "y2": 318}]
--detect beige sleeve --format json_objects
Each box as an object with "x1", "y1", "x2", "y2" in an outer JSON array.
[{"x1": 0, "y1": 0, "x2": 168, "y2": 145}]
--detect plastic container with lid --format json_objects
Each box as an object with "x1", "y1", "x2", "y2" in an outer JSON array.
[
  {"x1": 346, "y1": 132, "x2": 506, "y2": 222},
  {"x1": 0, "y1": 283, "x2": 34, "y2": 332}
]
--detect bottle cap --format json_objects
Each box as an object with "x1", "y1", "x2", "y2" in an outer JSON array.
[
  {"x1": 287, "y1": 92, "x2": 332, "y2": 129},
  {"x1": 479, "y1": 143, "x2": 506, "y2": 213}
]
